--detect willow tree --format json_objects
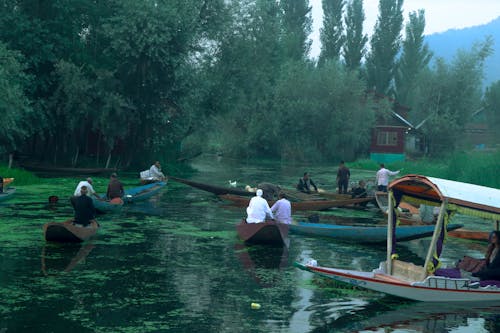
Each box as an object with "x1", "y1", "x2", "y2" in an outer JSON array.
[
  {"x1": 319, "y1": 0, "x2": 345, "y2": 64},
  {"x1": 366, "y1": 0, "x2": 404, "y2": 95},
  {"x1": 343, "y1": 0, "x2": 368, "y2": 71}
]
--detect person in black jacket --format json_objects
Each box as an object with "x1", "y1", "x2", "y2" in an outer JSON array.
[
  {"x1": 473, "y1": 231, "x2": 500, "y2": 280},
  {"x1": 296, "y1": 172, "x2": 318, "y2": 193},
  {"x1": 70, "y1": 186, "x2": 96, "y2": 227}
]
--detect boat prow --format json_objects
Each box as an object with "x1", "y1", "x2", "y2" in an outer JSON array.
[{"x1": 236, "y1": 219, "x2": 289, "y2": 247}]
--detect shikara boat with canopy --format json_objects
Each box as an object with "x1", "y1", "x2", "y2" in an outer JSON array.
[{"x1": 296, "y1": 174, "x2": 500, "y2": 302}]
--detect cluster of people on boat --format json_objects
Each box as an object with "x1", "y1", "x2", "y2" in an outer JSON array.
[
  {"x1": 246, "y1": 189, "x2": 292, "y2": 225},
  {"x1": 70, "y1": 161, "x2": 165, "y2": 228}
]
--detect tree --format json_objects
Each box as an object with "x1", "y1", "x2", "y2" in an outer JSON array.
[
  {"x1": 366, "y1": 0, "x2": 404, "y2": 95},
  {"x1": 484, "y1": 80, "x2": 500, "y2": 141},
  {"x1": 395, "y1": 9, "x2": 432, "y2": 106},
  {"x1": 0, "y1": 42, "x2": 33, "y2": 159},
  {"x1": 342, "y1": 0, "x2": 367, "y2": 71},
  {"x1": 319, "y1": 0, "x2": 345, "y2": 64},
  {"x1": 280, "y1": 0, "x2": 312, "y2": 61}
]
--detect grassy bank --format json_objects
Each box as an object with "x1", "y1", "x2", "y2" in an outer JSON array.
[
  {"x1": 0, "y1": 165, "x2": 42, "y2": 186},
  {"x1": 351, "y1": 151, "x2": 500, "y2": 188}
]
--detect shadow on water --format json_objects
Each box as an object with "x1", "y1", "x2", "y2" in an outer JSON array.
[
  {"x1": 41, "y1": 242, "x2": 96, "y2": 276},
  {"x1": 312, "y1": 298, "x2": 500, "y2": 333}
]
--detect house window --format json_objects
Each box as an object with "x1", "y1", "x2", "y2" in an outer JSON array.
[{"x1": 377, "y1": 131, "x2": 398, "y2": 146}]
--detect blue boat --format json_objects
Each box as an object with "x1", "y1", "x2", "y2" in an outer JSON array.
[
  {"x1": 0, "y1": 188, "x2": 16, "y2": 202},
  {"x1": 290, "y1": 221, "x2": 463, "y2": 243},
  {"x1": 123, "y1": 181, "x2": 167, "y2": 203},
  {"x1": 93, "y1": 197, "x2": 124, "y2": 213}
]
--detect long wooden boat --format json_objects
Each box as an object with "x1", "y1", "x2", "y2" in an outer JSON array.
[
  {"x1": 21, "y1": 163, "x2": 117, "y2": 175},
  {"x1": 448, "y1": 228, "x2": 490, "y2": 241},
  {"x1": 220, "y1": 194, "x2": 373, "y2": 211},
  {"x1": 296, "y1": 174, "x2": 500, "y2": 302},
  {"x1": 236, "y1": 219, "x2": 289, "y2": 247},
  {"x1": 290, "y1": 221, "x2": 463, "y2": 243},
  {"x1": 43, "y1": 219, "x2": 99, "y2": 243},
  {"x1": 123, "y1": 181, "x2": 167, "y2": 203},
  {"x1": 169, "y1": 176, "x2": 253, "y2": 196},
  {"x1": 374, "y1": 191, "x2": 419, "y2": 215},
  {"x1": 0, "y1": 187, "x2": 16, "y2": 202}
]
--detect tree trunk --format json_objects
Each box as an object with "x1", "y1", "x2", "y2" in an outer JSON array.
[
  {"x1": 8, "y1": 153, "x2": 13, "y2": 169},
  {"x1": 96, "y1": 133, "x2": 101, "y2": 165},
  {"x1": 72, "y1": 146, "x2": 80, "y2": 167},
  {"x1": 105, "y1": 152, "x2": 111, "y2": 169}
]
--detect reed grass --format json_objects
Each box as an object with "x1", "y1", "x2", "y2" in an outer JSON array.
[
  {"x1": 0, "y1": 165, "x2": 41, "y2": 185},
  {"x1": 352, "y1": 151, "x2": 500, "y2": 188}
]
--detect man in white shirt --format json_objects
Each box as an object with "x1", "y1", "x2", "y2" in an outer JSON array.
[
  {"x1": 74, "y1": 177, "x2": 100, "y2": 199},
  {"x1": 246, "y1": 189, "x2": 274, "y2": 223},
  {"x1": 149, "y1": 161, "x2": 166, "y2": 180},
  {"x1": 375, "y1": 163, "x2": 400, "y2": 192}
]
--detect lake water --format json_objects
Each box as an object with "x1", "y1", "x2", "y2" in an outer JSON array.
[{"x1": 1, "y1": 156, "x2": 499, "y2": 332}]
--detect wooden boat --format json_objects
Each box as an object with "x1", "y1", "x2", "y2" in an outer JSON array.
[
  {"x1": 93, "y1": 197, "x2": 124, "y2": 213},
  {"x1": 43, "y1": 219, "x2": 99, "y2": 243},
  {"x1": 2, "y1": 177, "x2": 14, "y2": 187},
  {"x1": 21, "y1": 163, "x2": 117, "y2": 175},
  {"x1": 0, "y1": 187, "x2": 16, "y2": 202},
  {"x1": 296, "y1": 174, "x2": 500, "y2": 302},
  {"x1": 236, "y1": 219, "x2": 289, "y2": 247},
  {"x1": 169, "y1": 176, "x2": 253, "y2": 196},
  {"x1": 374, "y1": 191, "x2": 419, "y2": 215},
  {"x1": 220, "y1": 194, "x2": 373, "y2": 211},
  {"x1": 448, "y1": 228, "x2": 490, "y2": 241},
  {"x1": 123, "y1": 181, "x2": 166, "y2": 203},
  {"x1": 290, "y1": 221, "x2": 463, "y2": 243}
]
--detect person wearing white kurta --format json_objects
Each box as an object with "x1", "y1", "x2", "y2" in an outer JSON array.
[
  {"x1": 246, "y1": 189, "x2": 274, "y2": 223},
  {"x1": 376, "y1": 164, "x2": 400, "y2": 192},
  {"x1": 74, "y1": 178, "x2": 100, "y2": 199},
  {"x1": 149, "y1": 161, "x2": 166, "y2": 180},
  {"x1": 271, "y1": 192, "x2": 292, "y2": 224}
]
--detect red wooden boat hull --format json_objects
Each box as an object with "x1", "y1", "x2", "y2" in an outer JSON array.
[{"x1": 236, "y1": 219, "x2": 289, "y2": 247}]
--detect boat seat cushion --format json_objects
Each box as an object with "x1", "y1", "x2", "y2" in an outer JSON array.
[
  {"x1": 434, "y1": 267, "x2": 461, "y2": 278},
  {"x1": 479, "y1": 280, "x2": 500, "y2": 288}
]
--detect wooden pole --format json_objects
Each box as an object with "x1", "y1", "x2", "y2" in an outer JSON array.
[
  {"x1": 386, "y1": 191, "x2": 394, "y2": 275},
  {"x1": 423, "y1": 201, "x2": 447, "y2": 275}
]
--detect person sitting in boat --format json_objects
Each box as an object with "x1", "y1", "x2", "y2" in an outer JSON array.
[
  {"x1": 271, "y1": 192, "x2": 292, "y2": 224},
  {"x1": 246, "y1": 189, "x2": 274, "y2": 224},
  {"x1": 149, "y1": 161, "x2": 166, "y2": 181},
  {"x1": 258, "y1": 182, "x2": 281, "y2": 201},
  {"x1": 71, "y1": 186, "x2": 97, "y2": 227},
  {"x1": 472, "y1": 231, "x2": 500, "y2": 281},
  {"x1": 296, "y1": 172, "x2": 318, "y2": 193},
  {"x1": 74, "y1": 177, "x2": 101, "y2": 199},
  {"x1": 351, "y1": 180, "x2": 369, "y2": 207},
  {"x1": 106, "y1": 173, "x2": 124, "y2": 202}
]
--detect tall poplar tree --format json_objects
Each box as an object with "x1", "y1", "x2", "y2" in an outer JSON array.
[
  {"x1": 280, "y1": 0, "x2": 312, "y2": 61},
  {"x1": 319, "y1": 0, "x2": 345, "y2": 64},
  {"x1": 366, "y1": 0, "x2": 404, "y2": 95},
  {"x1": 395, "y1": 9, "x2": 432, "y2": 105},
  {"x1": 343, "y1": 0, "x2": 367, "y2": 71}
]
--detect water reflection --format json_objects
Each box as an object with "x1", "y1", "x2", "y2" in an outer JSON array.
[{"x1": 41, "y1": 242, "x2": 96, "y2": 276}]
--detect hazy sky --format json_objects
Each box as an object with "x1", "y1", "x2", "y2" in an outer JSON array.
[{"x1": 309, "y1": 0, "x2": 500, "y2": 58}]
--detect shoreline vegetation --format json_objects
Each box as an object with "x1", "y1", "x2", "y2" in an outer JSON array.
[{"x1": 2, "y1": 150, "x2": 498, "y2": 188}]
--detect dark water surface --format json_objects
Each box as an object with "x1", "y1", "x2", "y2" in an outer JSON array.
[{"x1": 1, "y1": 156, "x2": 499, "y2": 332}]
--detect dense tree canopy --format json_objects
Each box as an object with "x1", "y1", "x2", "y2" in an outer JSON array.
[{"x1": 0, "y1": 0, "x2": 495, "y2": 166}]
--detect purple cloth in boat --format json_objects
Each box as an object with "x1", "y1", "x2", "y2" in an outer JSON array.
[
  {"x1": 435, "y1": 268, "x2": 461, "y2": 278},
  {"x1": 479, "y1": 280, "x2": 500, "y2": 288}
]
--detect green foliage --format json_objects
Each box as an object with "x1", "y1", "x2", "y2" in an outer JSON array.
[
  {"x1": 0, "y1": 166, "x2": 41, "y2": 185},
  {"x1": 280, "y1": 0, "x2": 313, "y2": 61},
  {"x1": 0, "y1": 42, "x2": 33, "y2": 152},
  {"x1": 319, "y1": 0, "x2": 345, "y2": 63},
  {"x1": 366, "y1": 0, "x2": 404, "y2": 94},
  {"x1": 484, "y1": 80, "x2": 500, "y2": 141},
  {"x1": 342, "y1": 0, "x2": 367, "y2": 71}
]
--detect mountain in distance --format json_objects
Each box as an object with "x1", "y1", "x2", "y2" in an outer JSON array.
[{"x1": 425, "y1": 16, "x2": 500, "y2": 87}]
